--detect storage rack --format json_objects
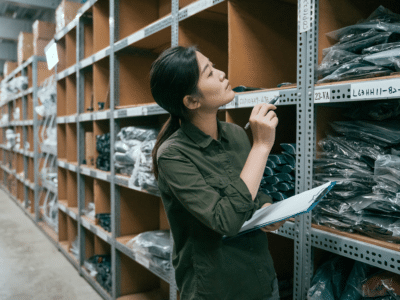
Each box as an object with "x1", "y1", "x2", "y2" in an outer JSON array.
[
  {"x1": 0, "y1": 0, "x2": 397, "y2": 299},
  {"x1": 47, "y1": 0, "x2": 400, "y2": 299},
  {"x1": 0, "y1": 55, "x2": 56, "y2": 236}
]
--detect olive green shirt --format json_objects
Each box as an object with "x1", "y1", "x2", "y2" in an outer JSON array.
[{"x1": 157, "y1": 118, "x2": 276, "y2": 300}]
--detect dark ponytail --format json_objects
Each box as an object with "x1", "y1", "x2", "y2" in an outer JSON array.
[{"x1": 150, "y1": 46, "x2": 200, "y2": 179}]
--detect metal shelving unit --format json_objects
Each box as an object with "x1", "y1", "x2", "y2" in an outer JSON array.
[{"x1": 0, "y1": 0, "x2": 398, "y2": 300}]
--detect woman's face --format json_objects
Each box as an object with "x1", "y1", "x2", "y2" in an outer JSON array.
[{"x1": 194, "y1": 51, "x2": 235, "y2": 112}]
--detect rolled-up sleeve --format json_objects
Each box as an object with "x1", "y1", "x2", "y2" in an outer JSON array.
[{"x1": 158, "y1": 151, "x2": 258, "y2": 237}]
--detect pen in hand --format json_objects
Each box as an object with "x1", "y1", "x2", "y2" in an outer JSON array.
[{"x1": 244, "y1": 96, "x2": 280, "y2": 130}]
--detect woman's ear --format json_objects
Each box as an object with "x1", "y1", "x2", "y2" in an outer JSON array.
[{"x1": 183, "y1": 95, "x2": 201, "y2": 110}]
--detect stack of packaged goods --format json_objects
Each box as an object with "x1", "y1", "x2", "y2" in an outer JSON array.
[
  {"x1": 0, "y1": 76, "x2": 28, "y2": 101},
  {"x1": 96, "y1": 133, "x2": 110, "y2": 172},
  {"x1": 84, "y1": 255, "x2": 112, "y2": 293},
  {"x1": 318, "y1": 6, "x2": 400, "y2": 83},
  {"x1": 17, "y1": 32, "x2": 33, "y2": 66},
  {"x1": 308, "y1": 255, "x2": 400, "y2": 300},
  {"x1": 96, "y1": 213, "x2": 111, "y2": 232},
  {"x1": 260, "y1": 143, "x2": 296, "y2": 202},
  {"x1": 312, "y1": 101, "x2": 400, "y2": 243},
  {"x1": 114, "y1": 126, "x2": 159, "y2": 194},
  {"x1": 82, "y1": 202, "x2": 95, "y2": 221},
  {"x1": 127, "y1": 230, "x2": 171, "y2": 275},
  {"x1": 32, "y1": 20, "x2": 55, "y2": 57},
  {"x1": 55, "y1": 0, "x2": 82, "y2": 33}
]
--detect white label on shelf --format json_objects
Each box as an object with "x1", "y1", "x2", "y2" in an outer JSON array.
[
  {"x1": 97, "y1": 172, "x2": 107, "y2": 181},
  {"x1": 80, "y1": 113, "x2": 91, "y2": 121},
  {"x1": 81, "y1": 167, "x2": 90, "y2": 176},
  {"x1": 127, "y1": 30, "x2": 145, "y2": 46},
  {"x1": 224, "y1": 99, "x2": 235, "y2": 109},
  {"x1": 97, "y1": 229, "x2": 108, "y2": 242},
  {"x1": 135, "y1": 253, "x2": 150, "y2": 269},
  {"x1": 59, "y1": 161, "x2": 65, "y2": 168},
  {"x1": 127, "y1": 107, "x2": 140, "y2": 117},
  {"x1": 299, "y1": 0, "x2": 311, "y2": 33},
  {"x1": 69, "y1": 210, "x2": 76, "y2": 219},
  {"x1": 142, "y1": 107, "x2": 148, "y2": 116},
  {"x1": 59, "y1": 204, "x2": 66, "y2": 212},
  {"x1": 81, "y1": 218, "x2": 90, "y2": 229},
  {"x1": 45, "y1": 41, "x2": 59, "y2": 70},
  {"x1": 187, "y1": 0, "x2": 213, "y2": 17},
  {"x1": 351, "y1": 79, "x2": 400, "y2": 100},
  {"x1": 68, "y1": 116, "x2": 75, "y2": 123},
  {"x1": 314, "y1": 89, "x2": 331, "y2": 103},
  {"x1": 238, "y1": 91, "x2": 279, "y2": 108},
  {"x1": 96, "y1": 111, "x2": 107, "y2": 120}
]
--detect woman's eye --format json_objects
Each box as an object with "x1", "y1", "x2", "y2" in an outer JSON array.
[{"x1": 208, "y1": 64, "x2": 215, "y2": 77}]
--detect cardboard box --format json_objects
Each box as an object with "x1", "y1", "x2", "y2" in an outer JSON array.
[
  {"x1": 32, "y1": 20, "x2": 55, "y2": 40},
  {"x1": 17, "y1": 32, "x2": 33, "y2": 65},
  {"x1": 85, "y1": 132, "x2": 95, "y2": 166},
  {"x1": 34, "y1": 38, "x2": 51, "y2": 57},
  {"x1": 3, "y1": 61, "x2": 18, "y2": 77},
  {"x1": 55, "y1": 0, "x2": 83, "y2": 33}
]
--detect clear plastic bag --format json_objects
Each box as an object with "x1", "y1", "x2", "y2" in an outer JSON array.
[
  {"x1": 317, "y1": 62, "x2": 392, "y2": 84},
  {"x1": 363, "y1": 48, "x2": 400, "y2": 70},
  {"x1": 363, "y1": 41, "x2": 400, "y2": 54},
  {"x1": 375, "y1": 155, "x2": 400, "y2": 179},
  {"x1": 331, "y1": 120, "x2": 400, "y2": 147},
  {"x1": 323, "y1": 31, "x2": 397, "y2": 56},
  {"x1": 344, "y1": 100, "x2": 400, "y2": 121},
  {"x1": 127, "y1": 230, "x2": 171, "y2": 260},
  {"x1": 317, "y1": 50, "x2": 360, "y2": 79},
  {"x1": 82, "y1": 202, "x2": 95, "y2": 220},
  {"x1": 280, "y1": 143, "x2": 296, "y2": 155},
  {"x1": 308, "y1": 256, "x2": 354, "y2": 300}
]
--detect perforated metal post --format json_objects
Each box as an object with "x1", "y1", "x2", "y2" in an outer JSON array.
[
  {"x1": 33, "y1": 56, "x2": 40, "y2": 222},
  {"x1": 110, "y1": 0, "x2": 122, "y2": 298},
  {"x1": 76, "y1": 15, "x2": 86, "y2": 275}
]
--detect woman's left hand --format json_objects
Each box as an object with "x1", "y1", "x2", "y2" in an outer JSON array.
[{"x1": 259, "y1": 203, "x2": 286, "y2": 233}]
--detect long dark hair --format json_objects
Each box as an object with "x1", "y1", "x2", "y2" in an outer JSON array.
[{"x1": 150, "y1": 46, "x2": 200, "y2": 179}]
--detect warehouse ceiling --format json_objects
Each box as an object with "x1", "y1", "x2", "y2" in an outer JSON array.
[{"x1": 0, "y1": 0, "x2": 81, "y2": 77}]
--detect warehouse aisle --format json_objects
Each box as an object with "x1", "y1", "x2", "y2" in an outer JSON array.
[{"x1": 0, "y1": 189, "x2": 103, "y2": 300}]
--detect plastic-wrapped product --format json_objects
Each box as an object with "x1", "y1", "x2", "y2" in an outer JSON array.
[
  {"x1": 276, "y1": 173, "x2": 295, "y2": 182},
  {"x1": 96, "y1": 213, "x2": 111, "y2": 232},
  {"x1": 363, "y1": 41, "x2": 400, "y2": 54},
  {"x1": 280, "y1": 143, "x2": 296, "y2": 155},
  {"x1": 96, "y1": 133, "x2": 110, "y2": 171},
  {"x1": 363, "y1": 48, "x2": 400, "y2": 70},
  {"x1": 276, "y1": 164, "x2": 295, "y2": 173},
  {"x1": 114, "y1": 140, "x2": 130, "y2": 153},
  {"x1": 84, "y1": 255, "x2": 112, "y2": 293},
  {"x1": 317, "y1": 62, "x2": 392, "y2": 84},
  {"x1": 82, "y1": 202, "x2": 95, "y2": 220},
  {"x1": 266, "y1": 160, "x2": 277, "y2": 169},
  {"x1": 282, "y1": 153, "x2": 296, "y2": 167},
  {"x1": 374, "y1": 174, "x2": 400, "y2": 191},
  {"x1": 70, "y1": 237, "x2": 79, "y2": 260},
  {"x1": 347, "y1": 193, "x2": 400, "y2": 216},
  {"x1": 323, "y1": 31, "x2": 398, "y2": 56},
  {"x1": 344, "y1": 100, "x2": 400, "y2": 122},
  {"x1": 275, "y1": 182, "x2": 295, "y2": 192},
  {"x1": 314, "y1": 179, "x2": 372, "y2": 200},
  {"x1": 261, "y1": 176, "x2": 281, "y2": 185},
  {"x1": 375, "y1": 155, "x2": 400, "y2": 179},
  {"x1": 340, "y1": 261, "x2": 376, "y2": 300},
  {"x1": 127, "y1": 230, "x2": 171, "y2": 260},
  {"x1": 267, "y1": 154, "x2": 287, "y2": 165},
  {"x1": 331, "y1": 120, "x2": 400, "y2": 147},
  {"x1": 264, "y1": 167, "x2": 275, "y2": 176},
  {"x1": 117, "y1": 127, "x2": 158, "y2": 144},
  {"x1": 261, "y1": 185, "x2": 278, "y2": 193},
  {"x1": 308, "y1": 256, "x2": 355, "y2": 300},
  {"x1": 317, "y1": 50, "x2": 360, "y2": 79}
]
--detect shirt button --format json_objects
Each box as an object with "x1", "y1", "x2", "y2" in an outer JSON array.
[{"x1": 258, "y1": 269, "x2": 263, "y2": 273}]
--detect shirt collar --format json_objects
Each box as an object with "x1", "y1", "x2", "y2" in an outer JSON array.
[{"x1": 181, "y1": 118, "x2": 229, "y2": 148}]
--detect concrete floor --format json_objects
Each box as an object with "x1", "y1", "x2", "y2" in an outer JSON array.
[{"x1": 0, "y1": 189, "x2": 103, "y2": 300}]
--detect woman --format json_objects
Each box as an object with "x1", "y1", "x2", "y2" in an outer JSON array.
[{"x1": 151, "y1": 46, "x2": 285, "y2": 300}]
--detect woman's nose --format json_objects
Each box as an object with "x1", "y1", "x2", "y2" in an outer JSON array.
[{"x1": 219, "y1": 71, "x2": 226, "y2": 81}]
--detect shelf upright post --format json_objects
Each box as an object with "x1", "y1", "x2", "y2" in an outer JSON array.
[
  {"x1": 168, "y1": 0, "x2": 179, "y2": 299},
  {"x1": 293, "y1": 0, "x2": 318, "y2": 298},
  {"x1": 33, "y1": 56, "x2": 40, "y2": 222},
  {"x1": 76, "y1": 12, "x2": 86, "y2": 276},
  {"x1": 21, "y1": 66, "x2": 29, "y2": 208},
  {"x1": 110, "y1": 0, "x2": 122, "y2": 298}
]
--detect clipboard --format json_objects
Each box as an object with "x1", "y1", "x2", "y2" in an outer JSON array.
[{"x1": 232, "y1": 181, "x2": 336, "y2": 237}]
